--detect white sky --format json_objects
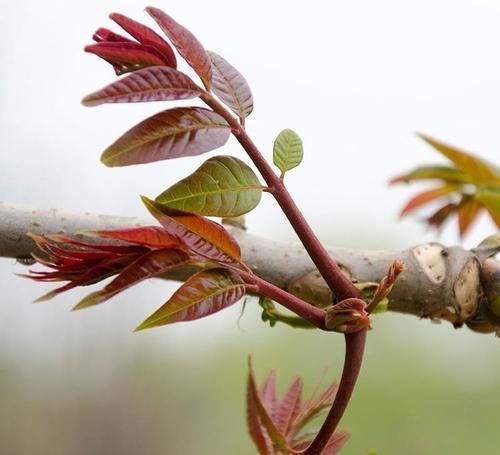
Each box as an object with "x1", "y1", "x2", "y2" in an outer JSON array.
[{"x1": 1, "y1": 1, "x2": 499, "y2": 358}]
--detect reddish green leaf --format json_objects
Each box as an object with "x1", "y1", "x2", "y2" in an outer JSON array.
[
  {"x1": 389, "y1": 165, "x2": 471, "y2": 185},
  {"x1": 275, "y1": 377, "x2": 303, "y2": 438},
  {"x1": 101, "y1": 107, "x2": 230, "y2": 167},
  {"x1": 135, "y1": 267, "x2": 246, "y2": 329},
  {"x1": 418, "y1": 134, "x2": 500, "y2": 185},
  {"x1": 146, "y1": 7, "x2": 212, "y2": 89},
  {"x1": 155, "y1": 155, "x2": 262, "y2": 216},
  {"x1": 85, "y1": 42, "x2": 167, "y2": 74},
  {"x1": 73, "y1": 248, "x2": 190, "y2": 310},
  {"x1": 208, "y1": 51, "x2": 253, "y2": 119},
  {"x1": 247, "y1": 358, "x2": 289, "y2": 453},
  {"x1": 82, "y1": 66, "x2": 202, "y2": 106},
  {"x1": 142, "y1": 196, "x2": 241, "y2": 263},
  {"x1": 457, "y1": 197, "x2": 483, "y2": 238},
  {"x1": 109, "y1": 12, "x2": 177, "y2": 68},
  {"x1": 400, "y1": 185, "x2": 459, "y2": 216},
  {"x1": 84, "y1": 226, "x2": 180, "y2": 248}
]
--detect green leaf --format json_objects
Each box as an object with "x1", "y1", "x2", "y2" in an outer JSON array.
[
  {"x1": 155, "y1": 155, "x2": 263, "y2": 216},
  {"x1": 135, "y1": 267, "x2": 246, "y2": 329},
  {"x1": 82, "y1": 66, "x2": 202, "y2": 106},
  {"x1": 273, "y1": 129, "x2": 304, "y2": 175},
  {"x1": 418, "y1": 134, "x2": 500, "y2": 185},
  {"x1": 101, "y1": 107, "x2": 230, "y2": 166},
  {"x1": 208, "y1": 51, "x2": 253, "y2": 119}
]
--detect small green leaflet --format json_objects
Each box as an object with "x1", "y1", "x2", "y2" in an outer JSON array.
[
  {"x1": 273, "y1": 129, "x2": 303, "y2": 176},
  {"x1": 155, "y1": 155, "x2": 263, "y2": 217}
]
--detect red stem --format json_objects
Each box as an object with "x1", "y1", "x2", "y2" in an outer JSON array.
[{"x1": 202, "y1": 92, "x2": 367, "y2": 454}]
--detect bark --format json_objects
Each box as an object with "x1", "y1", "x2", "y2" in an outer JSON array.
[{"x1": 1, "y1": 201, "x2": 499, "y2": 335}]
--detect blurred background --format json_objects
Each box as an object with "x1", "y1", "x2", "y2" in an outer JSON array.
[{"x1": 1, "y1": 1, "x2": 499, "y2": 453}]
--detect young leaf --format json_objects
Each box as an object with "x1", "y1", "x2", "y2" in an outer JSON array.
[
  {"x1": 208, "y1": 51, "x2": 253, "y2": 119},
  {"x1": 145, "y1": 7, "x2": 213, "y2": 89},
  {"x1": 155, "y1": 156, "x2": 263, "y2": 216},
  {"x1": 418, "y1": 134, "x2": 500, "y2": 185},
  {"x1": 477, "y1": 185, "x2": 500, "y2": 227},
  {"x1": 389, "y1": 165, "x2": 471, "y2": 185},
  {"x1": 84, "y1": 42, "x2": 167, "y2": 73},
  {"x1": 34, "y1": 255, "x2": 138, "y2": 302},
  {"x1": 400, "y1": 185, "x2": 459, "y2": 216},
  {"x1": 247, "y1": 370, "x2": 274, "y2": 455},
  {"x1": 141, "y1": 196, "x2": 241, "y2": 263},
  {"x1": 135, "y1": 267, "x2": 246, "y2": 329},
  {"x1": 275, "y1": 377, "x2": 303, "y2": 437},
  {"x1": 109, "y1": 12, "x2": 177, "y2": 68},
  {"x1": 273, "y1": 129, "x2": 304, "y2": 175},
  {"x1": 82, "y1": 66, "x2": 203, "y2": 106},
  {"x1": 247, "y1": 358, "x2": 289, "y2": 452},
  {"x1": 73, "y1": 248, "x2": 190, "y2": 310},
  {"x1": 101, "y1": 107, "x2": 230, "y2": 166},
  {"x1": 457, "y1": 197, "x2": 483, "y2": 237},
  {"x1": 84, "y1": 226, "x2": 180, "y2": 248},
  {"x1": 93, "y1": 27, "x2": 134, "y2": 43}
]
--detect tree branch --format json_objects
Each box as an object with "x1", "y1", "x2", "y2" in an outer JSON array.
[{"x1": 1, "y1": 201, "x2": 499, "y2": 334}]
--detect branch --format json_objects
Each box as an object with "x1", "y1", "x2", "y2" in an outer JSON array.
[{"x1": 1, "y1": 201, "x2": 499, "y2": 334}]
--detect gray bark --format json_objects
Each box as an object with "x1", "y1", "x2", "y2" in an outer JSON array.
[{"x1": 1, "y1": 201, "x2": 498, "y2": 335}]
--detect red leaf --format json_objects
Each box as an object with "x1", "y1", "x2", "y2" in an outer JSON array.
[
  {"x1": 110, "y1": 12, "x2": 177, "y2": 68},
  {"x1": 85, "y1": 42, "x2": 167, "y2": 74},
  {"x1": 246, "y1": 362, "x2": 274, "y2": 455},
  {"x1": 208, "y1": 51, "x2": 253, "y2": 119},
  {"x1": 73, "y1": 248, "x2": 190, "y2": 310},
  {"x1": 93, "y1": 28, "x2": 133, "y2": 43},
  {"x1": 82, "y1": 66, "x2": 202, "y2": 106},
  {"x1": 261, "y1": 371, "x2": 277, "y2": 418},
  {"x1": 34, "y1": 255, "x2": 138, "y2": 302},
  {"x1": 45, "y1": 235, "x2": 149, "y2": 255},
  {"x1": 142, "y1": 197, "x2": 241, "y2": 264},
  {"x1": 293, "y1": 379, "x2": 338, "y2": 433},
  {"x1": 146, "y1": 7, "x2": 212, "y2": 89},
  {"x1": 399, "y1": 185, "x2": 458, "y2": 216},
  {"x1": 135, "y1": 267, "x2": 246, "y2": 329},
  {"x1": 323, "y1": 432, "x2": 350, "y2": 455},
  {"x1": 246, "y1": 358, "x2": 289, "y2": 453},
  {"x1": 275, "y1": 377, "x2": 303, "y2": 438},
  {"x1": 426, "y1": 203, "x2": 457, "y2": 229},
  {"x1": 101, "y1": 107, "x2": 230, "y2": 167},
  {"x1": 291, "y1": 432, "x2": 349, "y2": 454},
  {"x1": 85, "y1": 227, "x2": 181, "y2": 248}
]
